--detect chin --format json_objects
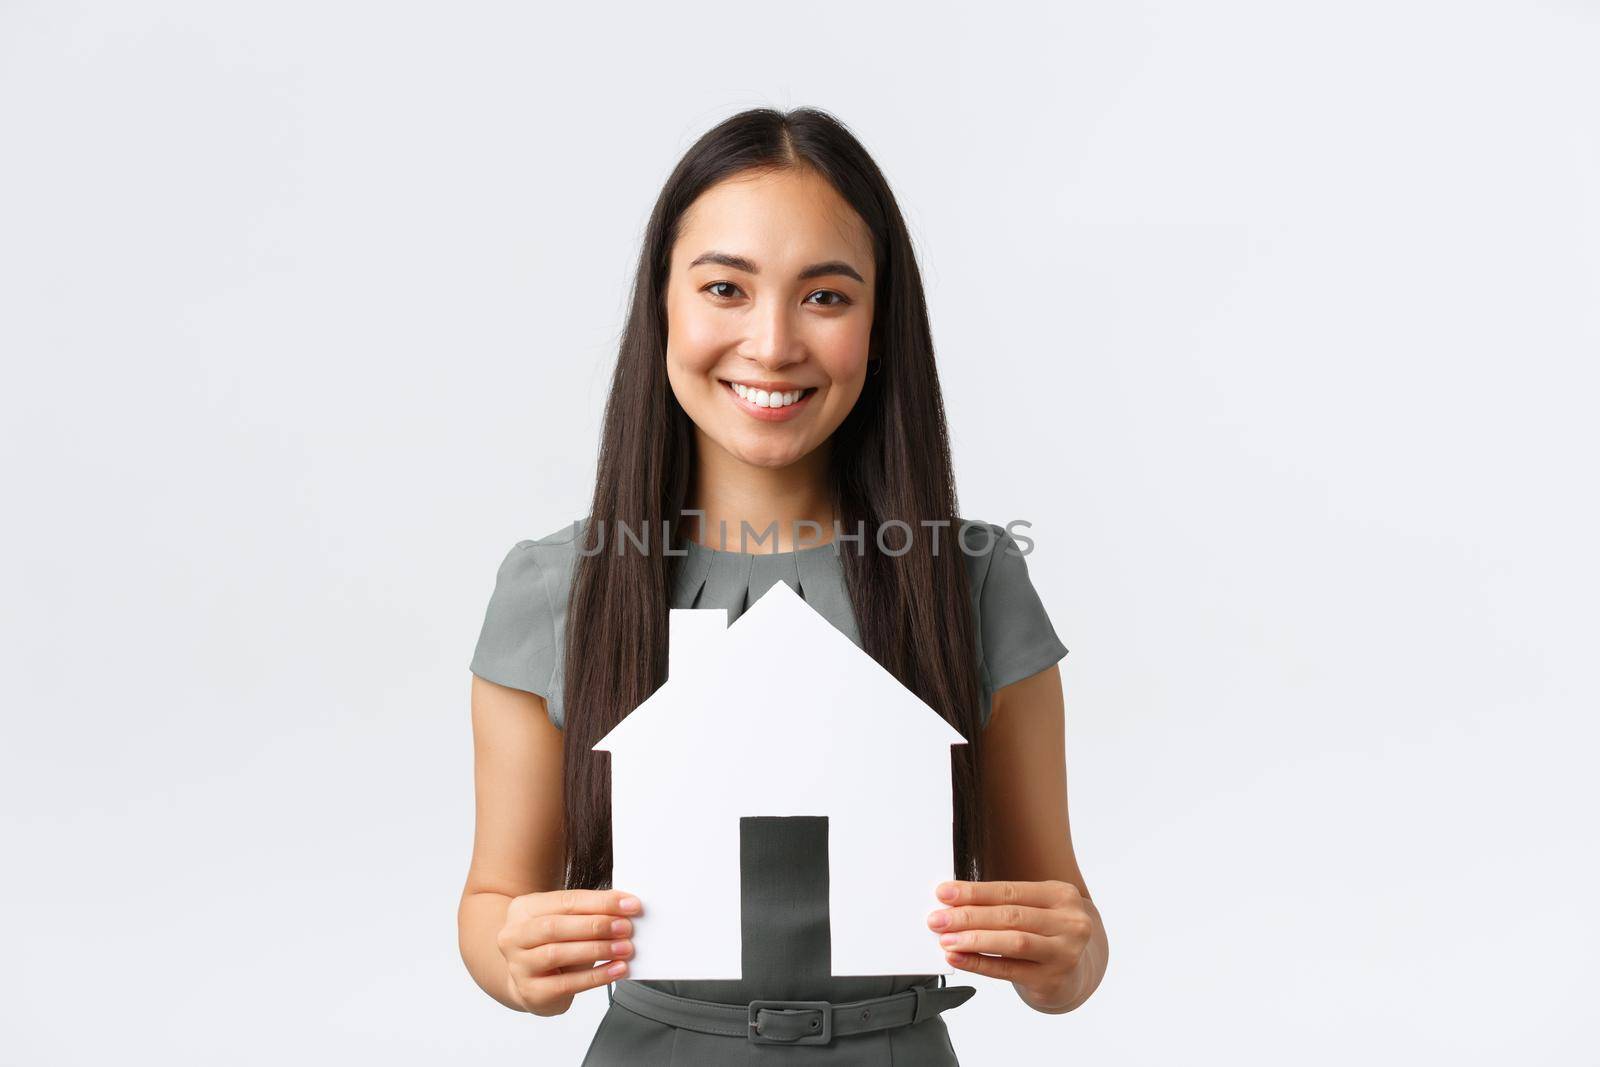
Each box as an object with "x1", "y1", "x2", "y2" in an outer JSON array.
[{"x1": 726, "y1": 436, "x2": 810, "y2": 470}]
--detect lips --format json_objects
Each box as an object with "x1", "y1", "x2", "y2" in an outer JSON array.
[{"x1": 719, "y1": 379, "x2": 817, "y2": 422}]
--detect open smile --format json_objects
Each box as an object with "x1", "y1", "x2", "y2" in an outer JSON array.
[{"x1": 718, "y1": 379, "x2": 817, "y2": 422}]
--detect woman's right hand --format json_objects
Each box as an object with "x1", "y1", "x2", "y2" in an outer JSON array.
[{"x1": 497, "y1": 888, "x2": 642, "y2": 1016}]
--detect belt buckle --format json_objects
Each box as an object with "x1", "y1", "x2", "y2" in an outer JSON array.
[{"x1": 747, "y1": 999, "x2": 833, "y2": 1045}]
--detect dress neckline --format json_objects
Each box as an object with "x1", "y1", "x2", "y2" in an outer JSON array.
[{"x1": 677, "y1": 536, "x2": 840, "y2": 559}]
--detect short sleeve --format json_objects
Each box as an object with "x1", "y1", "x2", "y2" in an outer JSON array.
[
  {"x1": 469, "y1": 541, "x2": 564, "y2": 727},
  {"x1": 969, "y1": 524, "x2": 1069, "y2": 724}
]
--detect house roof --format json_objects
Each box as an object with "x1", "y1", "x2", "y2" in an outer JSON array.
[{"x1": 594, "y1": 578, "x2": 967, "y2": 753}]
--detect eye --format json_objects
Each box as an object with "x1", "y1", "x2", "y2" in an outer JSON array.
[
  {"x1": 807, "y1": 290, "x2": 851, "y2": 308},
  {"x1": 704, "y1": 281, "x2": 744, "y2": 300}
]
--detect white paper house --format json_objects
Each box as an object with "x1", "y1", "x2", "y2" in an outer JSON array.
[{"x1": 594, "y1": 577, "x2": 967, "y2": 980}]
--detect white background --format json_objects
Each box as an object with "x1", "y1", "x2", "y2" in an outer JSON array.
[{"x1": 2, "y1": 1, "x2": 1596, "y2": 1063}]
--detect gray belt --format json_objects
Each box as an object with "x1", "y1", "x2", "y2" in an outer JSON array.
[{"x1": 608, "y1": 977, "x2": 976, "y2": 1046}]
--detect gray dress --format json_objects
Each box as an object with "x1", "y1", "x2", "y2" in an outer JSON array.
[{"x1": 470, "y1": 517, "x2": 1070, "y2": 1065}]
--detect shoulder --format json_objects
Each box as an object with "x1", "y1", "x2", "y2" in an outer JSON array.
[
  {"x1": 484, "y1": 515, "x2": 593, "y2": 631},
  {"x1": 512, "y1": 515, "x2": 590, "y2": 558},
  {"x1": 953, "y1": 518, "x2": 1030, "y2": 588},
  {"x1": 469, "y1": 517, "x2": 589, "y2": 728},
  {"x1": 951, "y1": 518, "x2": 1067, "y2": 708},
  {"x1": 491, "y1": 518, "x2": 586, "y2": 589}
]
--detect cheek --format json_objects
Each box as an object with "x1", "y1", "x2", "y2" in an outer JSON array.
[
  {"x1": 815, "y1": 327, "x2": 872, "y2": 389},
  {"x1": 666, "y1": 304, "x2": 730, "y2": 374}
]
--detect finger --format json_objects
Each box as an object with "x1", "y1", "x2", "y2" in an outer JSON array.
[
  {"x1": 537, "y1": 960, "x2": 628, "y2": 998},
  {"x1": 946, "y1": 950, "x2": 1042, "y2": 984},
  {"x1": 525, "y1": 889, "x2": 643, "y2": 918},
  {"x1": 927, "y1": 903, "x2": 1061, "y2": 937},
  {"x1": 935, "y1": 927, "x2": 1057, "y2": 963},
  {"x1": 505, "y1": 913, "x2": 634, "y2": 949},
  {"x1": 936, "y1": 879, "x2": 1079, "y2": 910},
  {"x1": 522, "y1": 938, "x2": 632, "y2": 974}
]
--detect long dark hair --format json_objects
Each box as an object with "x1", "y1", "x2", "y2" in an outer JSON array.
[{"x1": 561, "y1": 106, "x2": 986, "y2": 891}]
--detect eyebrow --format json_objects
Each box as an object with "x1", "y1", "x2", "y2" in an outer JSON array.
[{"x1": 687, "y1": 250, "x2": 865, "y2": 284}]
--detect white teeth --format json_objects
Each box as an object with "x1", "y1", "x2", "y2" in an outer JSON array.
[{"x1": 730, "y1": 383, "x2": 805, "y2": 408}]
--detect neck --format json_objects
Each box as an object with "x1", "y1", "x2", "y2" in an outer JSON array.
[{"x1": 682, "y1": 431, "x2": 837, "y2": 553}]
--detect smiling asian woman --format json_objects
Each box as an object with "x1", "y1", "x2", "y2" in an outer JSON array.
[{"x1": 456, "y1": 106, "x2": 1109, "y2": 1065}]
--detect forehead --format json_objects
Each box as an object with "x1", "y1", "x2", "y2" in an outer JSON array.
[{"x1": 674, "y1": 168, "x2": 874, "y2": 274}]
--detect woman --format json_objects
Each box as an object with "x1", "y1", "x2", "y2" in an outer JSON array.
[{"x1": 459, "y1": 106, "x2": 1109, "y2": 1064}]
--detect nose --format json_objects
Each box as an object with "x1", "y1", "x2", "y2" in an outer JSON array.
[{"x1": 741, "y1": 298, "x2": 803, "y2": 371}]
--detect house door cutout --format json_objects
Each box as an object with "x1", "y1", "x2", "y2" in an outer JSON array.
[{"x1": 740, "y1": 815, "x2": 830, "y2": 990}]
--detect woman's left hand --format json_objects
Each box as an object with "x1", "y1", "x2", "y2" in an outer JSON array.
[{"x1": 927, "y1": 879, "x2": 1095, "y2": 1010}]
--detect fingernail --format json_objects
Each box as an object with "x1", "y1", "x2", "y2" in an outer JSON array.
[
  {"x1": 607, "y1": 961, "x2": 627, "y2": 976},
  {"x1": 927, "y1": 911, "x2": 949, "y2": 929},
  {"x1": 619, "y1": 896, "x2": 641, "y2": 914},
  {"x1": 939, "y1": 933, "x2": 959, "y2": 947},
  {"x1": 936, "y1": 884, "x2": 958, "y2": 903},
  {"x1": 610, "y1": 941, "x2": 631, "y2": 956},
  {"x1": 946, "y1": 951, "x2": 967, "y2": 964},
  {"x1": 611, "y1": 919, "x2": 631, "y2": 936}
]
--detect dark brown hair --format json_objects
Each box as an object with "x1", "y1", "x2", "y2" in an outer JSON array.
[{"x1": 560, "y1": 106, "x2": 986, "y2": 890}]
